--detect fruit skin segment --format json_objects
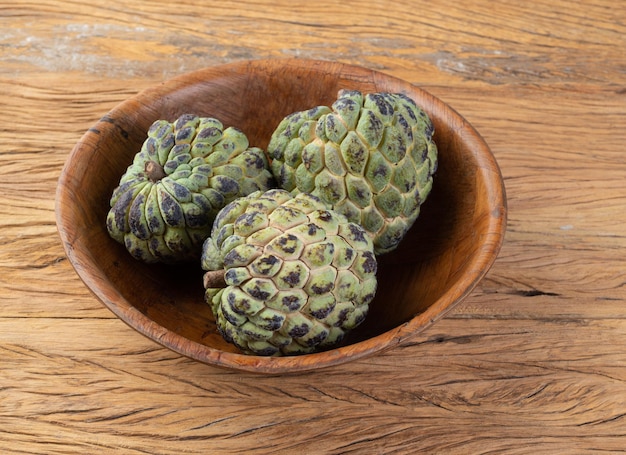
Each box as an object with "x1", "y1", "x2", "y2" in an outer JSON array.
[
  {"x1": 268, "y1": 90, "x2": 438, "y2": 255},
  {"x1": 201, "y1": 189, "x2": 378, "y2": 356},
  {"x1": 106, "y1": 114, "x2": 275, "y2": 264}
]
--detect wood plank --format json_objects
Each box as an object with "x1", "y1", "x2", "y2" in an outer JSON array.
[
  {"x1": 1, "y1": 318, "x2": 625, "y2": 453},
  {"x1": 1, "y1": 0, "x2": 625, "y2": 452}
]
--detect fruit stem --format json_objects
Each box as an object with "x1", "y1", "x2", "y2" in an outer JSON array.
[
  {"x1": 145, "y1": 160, "x2": 166, "y2": 182},
  {"x1": 203, "y1": 270, "x2": 227, "y2": 289}
]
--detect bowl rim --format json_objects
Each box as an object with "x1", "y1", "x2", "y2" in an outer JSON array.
[{"x1": 55, "y1": 58, "x2": 507, "y2": 374}]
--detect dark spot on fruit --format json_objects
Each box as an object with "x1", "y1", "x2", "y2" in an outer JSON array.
[
  {"x1": 334, "y1": 308, "x2": 351, "y2": 326},
  {"x1": 238, "y1": 211, "x2": 259, "y2": 228},
  {"x1": 305, "y1": 330, "x2": 328, "y2": 347},
  {"x1": 223, "y1": 249, "x2": 247, "y2": 267},
  {"x1": 414, "y1": 142, "x2": 428, "y2": 161},
  {"x1": 307, "y1": 193, "x2": 322, "y2": 203},
  {"x1": 197, "y1": 126, "x2": 221, "y2": 140},
  {"x1": 282, "y1": 271, "x2": 302, "y2": 287},
  {"x1": 285, "y1": 112, "x2": 302, "y2": 130},
  {"x1": 373, "y1": 165, "x2": 388, "y2": 178},
  {"x1": 223, "y1": 307, "x2": 244, "y2": 326},
  {"x1": 311, "y1": 282, "x2": 334, "y2": 295},
  {"x1": 277, "y1": 166, "x2": 291, "y2": 188},
  {"x1": 112, "y1": 190, "x2": 134, "y2": 231},
  {"x1": 361, "y1": 292, "x2": 375, "y2": 305},
  {"x1": 361, "y1": 251, "x2": 377, "y2": 274},
  {"x1": 224, "y1": 269, "x2": 240, "y2": 283},
  {"x1": 282, "y1": 295, "x2": 302, "y2": 311},
  {"x1": 348, "y1": 224, "x2": 367, "y2": 243},
  {"x1": 307, "y1": 106, "x2": 323, "y2": 117},
  {"x1": 333, "y1": 98, "x2": 358, "y2": 117},
  {"x1": 398, "y1": 96, "x2": 418, "y2": 120},
  {"x1": 368, "y1": 111, "x2": 383, "y2": 132},
  {"x1": 302, "y1": 152, "x2": 314, "y2": 170},
  {"x1": 146, "y1": 204, "x2": 160, "y2": 231},
  {"x1": 283, "y1": 207, "x2": 299, "y2": 218},
  {"x1": 171, "y1": 181, "x2": 190, "y2": 200},
  {"x1": 338, "y1": 89, "x2": 361, "y2": 99},
  {"x1": 383, "y1": 228, "x2": 406, "y2": 251},
  {"x1": 288, "y1": 323, "x2": 310, "y2": 338},
  {"x1": 260, "y1": 255, "x2": 279, "y2": 267},
  {"x1": 386, "y1": 136, "x2": 406, "y2": 160},
  {"x1": 125, "y1": 237, "x2": 147, "y2": 261},
  {"x1": 264, "y1": 189, "x2": 284, "y2": 199},
  {"x1": 247, "y1": 284, "x2": 271, "y2": 301},
  {"x1": 370, "y1": 94, "x2": 392, "y2": 116},
  {"x1": 264, "y1": 314, "x2": 284, "y2": 331},
  {"x1": 227, "y1": 292, "x2": 251, "y2": 316},
  {"x1": 159, "y1": 191, "x2": 184, "y2": 226},
  {"x1": 144, "y1": 138, "x2": 158, "y2": 157},
  {"x1": 253, "y1": 345, "x2": 279, "y2": 356},
  {"x1": 176, "y1": 113, "x2": 197, "y2": 125},
  {"x1": 319, "y1": 177, "x2": 344, "y2": 201},
  {"x1": 254, "y1": 255, "x2": 280, "y2": 275},
  {"x1": 213, "y1": 202, "x2": 235, "y2": 226},
  {"x1": 175, "y1": 126, "x2": 194, "y2": 143},
  {"x1": 344, "y1": 249, "x2": 354, "y2": 262},
  {"x1": 246, "y1": 153, "x2": 265, "y2": 169},
  {"x1": 326, "y1": 114, "x2": 336, "y2": 130},
  {"x1": 160, "y1": 134, "x2": 175, "y2": 151},
  {"x1": 185, "y1": 211, "x2": 209, "y2": 228},
  {"x1": 317, "y1": 211, "x2": 333, "y2": 222},
  {"x1": 277, "y1": 234, "x2": 298, "y2": 254},
  {"x1": 310, "y1": 306, "x2": 333, "y2": 319},
  {"x1": 129, "y1": 194, "x2": 148, "y2": 238},
  {"x1": 148, "y1": 238, "x2": 164, "y2": 257},
  {"x1": 215, "y1": 175, "x2": 240, "y2": 195},
  {"x1": 397, "y1": 114, "x2": 413, "y2": 141},
  {"x1": 170, "y1": 145, "x2": 190, "y2": 162}
]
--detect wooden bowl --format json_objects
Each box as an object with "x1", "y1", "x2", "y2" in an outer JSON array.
[{"x1": 55, "y1": 59, "x2": 506, "y2": 374}]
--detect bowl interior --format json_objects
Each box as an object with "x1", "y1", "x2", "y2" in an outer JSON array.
[{"x1": 56, "y1": 59, "x2": 506, "y2": 373}]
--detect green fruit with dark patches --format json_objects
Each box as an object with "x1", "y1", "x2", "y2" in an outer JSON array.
[
  {"x1": 201, "y1": 189, "x2": 377, "y2": 356},
  {"x1": 106, "y1": 114, "x2": 275, "y2": 263},
  {"x1": 268, "y1": 90, "x2": 438, "y2": 254}
]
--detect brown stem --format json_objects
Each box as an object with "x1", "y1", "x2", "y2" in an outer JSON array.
[
  {"x1": 203, "y1": 269, "x2": 227, "y2": 289},
  {"x1": 145, "y1": 160, "x2": 166, "y2": 182}
]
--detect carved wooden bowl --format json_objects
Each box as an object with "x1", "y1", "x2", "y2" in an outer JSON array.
[{"x1": 56, "y1": 59, "x2": 506, "y2": 373}]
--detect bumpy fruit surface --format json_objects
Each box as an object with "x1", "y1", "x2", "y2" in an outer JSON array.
[
  {"x1": 107, "y1": 114, "x2": 275, "y2": 263},
  {"x1": 268, "y1": 90, "x2": 438, "y2": 254},
  {"x1": 201, "y1": 189, "x2": 377, "y2": 356}
]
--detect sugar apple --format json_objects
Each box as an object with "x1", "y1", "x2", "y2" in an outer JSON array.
[
  {"x1": 106, "y1": 114, "x2": 275, "y2": 263},
  {"x1": 201, "y1": 189, "x2": 378, "y2": 356},
  {"x1": 268, "y1": 90, "x2": 438, "y2": 255}
]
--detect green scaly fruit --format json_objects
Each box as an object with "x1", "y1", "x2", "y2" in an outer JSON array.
[
  {"x1": 201, "y1": 189, "x2": 377, "y2": 356},
  {"x1": 107, "y1": 114, "x2": 275, "y2": 263},
  {"x1": 268, "y1": 90, "x2": 437, "y2": 255}
]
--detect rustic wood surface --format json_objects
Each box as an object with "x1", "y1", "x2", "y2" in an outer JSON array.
[{"x1": 1, "y1": 0, "x2": 625, "y2": 453}]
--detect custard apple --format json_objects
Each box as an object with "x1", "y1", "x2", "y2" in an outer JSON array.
[
  {"x1": 107, "y1": 114, "x2": 275, "y2": 263},
  {"x1": 268, "y1": 90, "x2": 437, "y2": 254},
  {"x1": 201, "y1": 189, "x2": 377, "y2": 356}
]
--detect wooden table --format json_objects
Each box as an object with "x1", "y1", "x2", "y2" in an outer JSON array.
[{"x1": 2, "y1": 0, "x2": 624, "y2": 453}]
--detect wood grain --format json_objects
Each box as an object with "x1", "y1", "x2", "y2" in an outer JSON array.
[{"x1": 1, "y1": 0, "x2": 625, "y2": 453}]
